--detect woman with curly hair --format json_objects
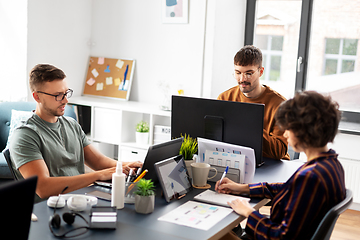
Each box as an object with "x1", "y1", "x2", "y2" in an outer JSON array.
[{"x1": 217, "y1": 91, "x2": 346, "y2": 240}]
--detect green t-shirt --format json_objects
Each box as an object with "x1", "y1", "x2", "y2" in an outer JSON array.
[{"x1": 10, "y1": 114, "x2": 91, "y2": 180}]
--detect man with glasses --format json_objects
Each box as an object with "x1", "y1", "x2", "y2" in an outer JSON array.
[
  {"x1": 218, "y1": 45, "x2": 290, "y2": 160},
  {"x1": 9, "y1": 64, "x2": 142, "y2": 201}
]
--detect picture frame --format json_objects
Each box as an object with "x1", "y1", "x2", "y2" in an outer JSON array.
[{"x1": 162, "y1": 0, "x2": 188, "y2": 24}]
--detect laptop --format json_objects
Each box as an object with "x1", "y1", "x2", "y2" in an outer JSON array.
[
  {"x1": 95, "y1": 138, "x2": 183, "y2": 188},
  {"x1": 0, "y1": 176, "x2": 37, "y2": 240},
  {"x1": 139, "y1": 137, "x2": 183, "y2": 183}
]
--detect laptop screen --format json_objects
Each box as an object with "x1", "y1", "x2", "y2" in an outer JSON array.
[
  {"x1": 0, "y1": 176, "x2": 37, "y2": 239},
  {"x1": 141, "y1": 138, "x2": 183, "y2": 183}
]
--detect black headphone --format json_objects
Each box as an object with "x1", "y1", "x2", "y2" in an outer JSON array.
[{"x1": 48, "y1": 187, "x2": 90, "y2": 238}]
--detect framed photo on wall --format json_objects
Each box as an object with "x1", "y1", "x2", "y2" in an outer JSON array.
[{"x1": 162, "y1": 0, "x2": 188, "y2": 24}]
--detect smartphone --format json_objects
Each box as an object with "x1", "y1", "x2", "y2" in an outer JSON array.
[{"x1": 86, "y1": 190, "x2": 112, "y2": 201}]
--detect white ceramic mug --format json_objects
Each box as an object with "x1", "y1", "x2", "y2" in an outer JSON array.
[{"x1": 191, "y1": 162, "x2": 218, "y2": 187}]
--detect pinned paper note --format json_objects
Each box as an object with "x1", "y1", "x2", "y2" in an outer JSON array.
[
  {"x1": 98, "y1": 57, "x2": 105, "y2": 65},
  {"x1": 116, "y1": 59, "x2": 124, "y2": 69},
  {"x1": 106, "y1": 77, "x2": 113, "y2": 85},
  {"x1": 114, "y1": 78, "x2": 121, "y2": 86},
  {"x1": 96, "y1": 82, "x2": 103, "y2": 91},
  {"x1": 92, "y1": 68, "x2": 99, "y2": 78},
  {"x1": 87, "y1": 78, "x2": 96, "y2": 86}
]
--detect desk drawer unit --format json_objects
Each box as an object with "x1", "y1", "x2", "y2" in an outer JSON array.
[{"x1": 120, "y1": 146, "x2": 147, "y2": 162}]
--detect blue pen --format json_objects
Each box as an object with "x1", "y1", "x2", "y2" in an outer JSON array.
[{"x1": 219, "y1": 166, "x2": 229, "y2": 185}]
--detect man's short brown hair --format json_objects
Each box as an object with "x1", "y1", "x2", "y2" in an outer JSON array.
[
  {"x1": 29, "y1": 64, "x2": 66, "y2": 92},
  {"x1": 275, "y1": 91, "x2": 341, "y2": 148},
  {"x1": 234, "y1": 45, "x2": 262, "y2": 67}
]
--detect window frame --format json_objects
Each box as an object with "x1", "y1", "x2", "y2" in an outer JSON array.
[{"x1": 244, "y1": 0, "x2": 360, "y2": 134}]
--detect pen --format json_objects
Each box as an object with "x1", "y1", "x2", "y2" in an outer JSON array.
[
  {"x1": 126, "y1": 169, "x2": 133, "y2": 183},
  {"x1": 219, "y1": 166, "x2": 229, "y2": 185},
  {"x1": 136, "y1": 167, "x2": 142, "y2": 178}
]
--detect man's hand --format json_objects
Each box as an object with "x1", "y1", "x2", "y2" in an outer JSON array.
[{"x1": 123, "y1": 161, "x2": 143, "y2": 175}]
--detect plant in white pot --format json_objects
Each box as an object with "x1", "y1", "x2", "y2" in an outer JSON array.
[
  {"x1": 134, "y1": 179, "x2": 155, "y2": 214},
  {"x1": 135, "y1": 120, "x2": 149, "y2": 145},
  {"x1": 179, "y1": 134, "x2": 198, "y2": 179}
]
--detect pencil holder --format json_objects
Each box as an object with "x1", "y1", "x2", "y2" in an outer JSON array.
[{"x1": 124, "y1": 182, "x2": 138, "y2": 204}]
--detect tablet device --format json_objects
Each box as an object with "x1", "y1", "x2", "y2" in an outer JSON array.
[{"x1": 154, "y1": 155, "x2": 192, "y2": 202}]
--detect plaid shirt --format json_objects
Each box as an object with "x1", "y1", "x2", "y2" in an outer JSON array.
[{"x1": 246, "y1": 149, "x2": 346, "y2": 240}]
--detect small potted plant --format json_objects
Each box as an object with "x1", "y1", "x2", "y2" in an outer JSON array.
[
  {"x1": 179, "y1": 134, "x2": 198, "y2": 179},
  {"x1": 135, "y1": 120, "x2": 149, "y2": 145},
  {"x1": 134, "y1": 179, "x2": 155, "y2": 214}
]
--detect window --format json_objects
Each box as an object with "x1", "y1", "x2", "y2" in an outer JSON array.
[
  {"x1": 246, "y1": 0, "x2": 360, "y2": 129},
  {"x1": 256, "y1": 35, "x2": 284, "y2": 81},
  {"x1": 324, "y1": 38, "x2": 358, "y2": 75}
]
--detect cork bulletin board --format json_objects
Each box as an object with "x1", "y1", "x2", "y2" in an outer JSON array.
[{"x1": 83, "y1": 57, "x2": 135, "y2": 100}]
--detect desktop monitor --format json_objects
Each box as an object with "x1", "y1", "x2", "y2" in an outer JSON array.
[{"x1": 171, "y1": 95, "x2": 264, "y2": 167}]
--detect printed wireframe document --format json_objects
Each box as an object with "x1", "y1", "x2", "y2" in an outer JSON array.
[
  {"x1": 197, "y1": 137, "x2": 255, "y2": 183},
  {"x1": 194, "y1": 189, "x2": 250, "y2": 207},
  {"x1": 205, "y1": 150, "x2": 246, "y2": 183}
]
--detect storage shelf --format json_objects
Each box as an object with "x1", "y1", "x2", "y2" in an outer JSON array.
[{"x1": 69, "y1": 96, "x2": 171, "y2": 161}]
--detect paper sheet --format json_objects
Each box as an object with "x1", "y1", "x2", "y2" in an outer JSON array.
[
  {"x1": 158, "y1": 200, "x2": 233, "y2": 230},
  {"x1": 205, "y1": 150, "x2": 246, "y2": 184}
]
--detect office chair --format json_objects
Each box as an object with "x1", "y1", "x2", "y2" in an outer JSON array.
[
  {"x1": 3, "y1": 149, "x2": 18, "y2": 180},
  {"x1": 311, "y1": 189, "x2": 353, "y2": 240}
]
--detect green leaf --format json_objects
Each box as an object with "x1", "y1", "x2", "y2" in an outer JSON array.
[
  {"x1": 136, "y1": 120, "x2": 149, "y2": 132},
  {"x1": 134, "y1": 179, "x2": 155, "y2": 196},
  {"x1": 179, "y1": 134, "x2": 198, "y2": 160}
]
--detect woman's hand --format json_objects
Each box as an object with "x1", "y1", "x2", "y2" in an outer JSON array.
[
  {"x1": 215, "y1": 177, "x2": 249, "y2": 195},
  {"x1": 228, "y1": 199, "x2": 255, "y2": 218}
]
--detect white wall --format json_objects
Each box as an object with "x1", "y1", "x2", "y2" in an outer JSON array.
[
  {"x1": 89, "y1": 0, "x2": 207, "y2": 105},
  {"x1": 203, "y1": 0, "x2": 246, "y2": 99},
  {"x1": 0, "y1": 0, "x2": 28, "y2": 101},
  {"x1": 27, "y1": 0, "x2": 92, "y2": 101}
]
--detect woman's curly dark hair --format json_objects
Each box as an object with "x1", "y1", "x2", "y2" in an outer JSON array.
[{"x1": 275, "y1": 91, "x2": 341, "y2": 148}]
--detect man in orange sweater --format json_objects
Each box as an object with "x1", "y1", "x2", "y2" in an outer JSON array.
[{"x1": 218, "y1": 45, "x2": 290, "y2": 160}]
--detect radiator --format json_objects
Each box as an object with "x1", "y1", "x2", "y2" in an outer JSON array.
[{"x1": 340, "y1": 158, "x2": 360, "y2": 204}]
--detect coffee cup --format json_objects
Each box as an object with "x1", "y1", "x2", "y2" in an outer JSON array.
[{"x1": 191, "y1": 162, "x2": 217, "y2": 187}]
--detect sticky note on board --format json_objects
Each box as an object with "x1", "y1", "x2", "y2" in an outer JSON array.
[
  {"x1": 92, "y1": 68, "x2": 99, "y2": 78},
  {"x1": 114, "y1": 78, "x2": 121, "y2": 86},
  {"x1": 106, "y1": 77, "x2": 113, "y2": 85},
  {"x1": 116, "y1": 59, "x2": 124, "y2": 69},
  {"x1": 96, "y1": 83, "x2": 103, "y2": 91},
  {"x1": 98, "y1": 57, "x2": 105, "y2": 65},
  {"x1": 87, "y1": 78, "x2": 96, "y2": 86}
]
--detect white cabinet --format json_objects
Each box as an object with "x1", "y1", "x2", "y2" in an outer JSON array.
[
  {"x1": 69, "y1": 96, "x2": 171, "y2": 162},
  {"x1": 93, "y1": 107, "x2": 122, "y2": 144}
]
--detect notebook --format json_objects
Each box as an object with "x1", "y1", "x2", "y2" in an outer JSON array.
[
  {"x1": 0, "y1": 176, "x2": 37, "y2": 240},
  {"x1": 194, "y1": 189, "x2": 250, "y2": 207}
]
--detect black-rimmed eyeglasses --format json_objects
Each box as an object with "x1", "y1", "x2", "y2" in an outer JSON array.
[{"x1": 37, "y1": 89, "x2": 73, "y2": 102}]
